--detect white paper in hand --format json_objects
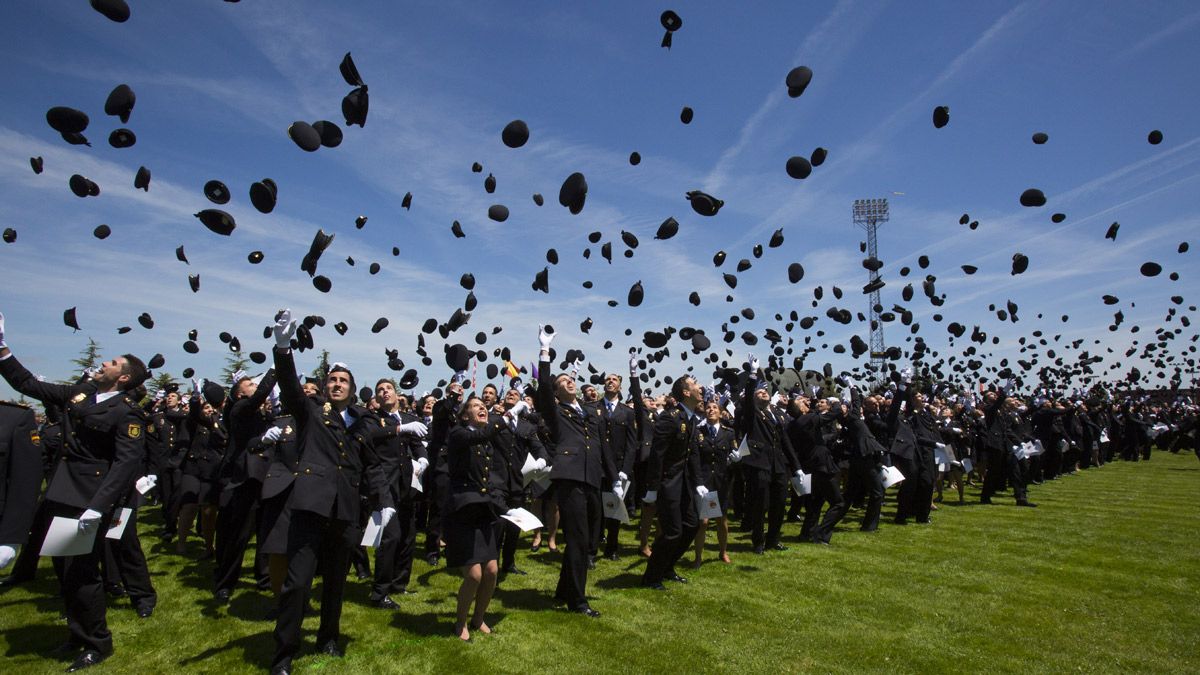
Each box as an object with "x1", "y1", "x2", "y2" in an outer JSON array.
[
  {"x1": 501, "y1": 507, "x2": 544, "y2": 532},
  {"x1": 736, "y1": 436, "x2": 751, "y2": 459},
  {"x1": 933, "y1": 443, "x2": 951, "y2": 472},
  {"x1": 961, "y1": 457, "x2": 974, "y2": 474},
  {"x1": 105, "y1": 507, "x2": 133, "y2": 540},
  {"x1": 696, "y1": 490, "x2": 722, "y2": 519},
  {"x1": 880, "y1": 465, "x2": 905, "y2": 489},
  {"x1": 410, "y1": 460, "x2": 424, "y2": 493},
  {"x1": 135, "y1": 475, "x2": 156, "y2": 495},
  {"x1": 790, "y1": 472, "x2": 812, "y2": 496},
  {"x1": 41, "y1": 517, "x2": 97, "y2": 557},
  {"x1": 360, "y1": 511, "x2": 384, "y2": 548},
  {"x1": 602, "y1": 491, "x2": 630, "y2": 524},
  {"x1": 520, "y1": 453, "x2": 540, "y2": 487}
]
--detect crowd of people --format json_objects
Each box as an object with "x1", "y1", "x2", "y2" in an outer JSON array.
[{"x1": 0, "y1": 310, "x2": 1196, "y2": 674}]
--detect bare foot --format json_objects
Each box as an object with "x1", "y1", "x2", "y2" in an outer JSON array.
[
  {"x1": 454, "y1": 624, "x2": 470, "y2": 641},
  {"x1": 720, "y1": 553, "x2": 731, "y2": 564},
  {"x1": 470, "y1": 621, "x2": 492, "y2": 635},
  {"x1": 640, "y1": 546, "x2": 653, "y2": 558}
]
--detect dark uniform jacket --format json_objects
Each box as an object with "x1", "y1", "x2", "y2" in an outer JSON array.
[
  {"x1": 260, "y1": 414, "x2": 300, "y2": 500},
  {"x1": 488, "y1": 412, "x2": 548, "y2": 503},
  {"x1": 646, "y1": 403, "x2": 702, "y2": 495},
  {"x1": 222, "y1": 369, "x2": 277, "y2": 485},
  {"x1": 0, "y1": 355, "x2": 146, "y2": 515},
  {"x1": 535, "y1": 359, "x2": 616, "y2": 490},
  {"x1": 273, "y1": 347, "x2": 391, "y2": 519},
  {"x1": 735, "y1": 376, "x2": 799, "y2": 475},
  {"x1": 354, "y1": 409, "x2": 428, "y2": 506},
  {"x1": 599, "y1": 397, "x2": 638, "y2": 478},
  {"x1": 695, "y1": 421, "x2": 737, "y2": 491},
  {"x1": 182, "y1": 394, "x2": 226, "y2": 482},
  {"x1": 787, "y1": 411, "x2": 841, "y2": 475},
  {"x1": 444, "y1": 422, "x2": 505, "y2": 513},
  {"x1": 0, "y1": 401, "x2": 42, "y2": 544}
]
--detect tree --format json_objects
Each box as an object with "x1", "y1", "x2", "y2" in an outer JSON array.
[
  {"x1": 147, "y1": 371, "x2": 178, "y2": 397},
  {"x1": 220, "y1": 353, "x2": 251, "y2": 387},
  {"x1": 311, "y1": 349, "x2": 331, "y2": 380},
  {"x1": 69, "y1": 337, "x2": 103, "y2": 377}
]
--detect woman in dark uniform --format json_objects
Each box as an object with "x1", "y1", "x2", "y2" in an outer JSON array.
[
  {"x1": 254, "y1": 412, "x2": 298, "y2": 601},
  {"x1": 691, "y1": 398, "x2": 737, "y2": 567},
  {"x1": 444, "y1": 395, "x2": 527, "y2": 641},
  {"x1": 177, "y1": 391, "x2": 226, "y2": 557}
]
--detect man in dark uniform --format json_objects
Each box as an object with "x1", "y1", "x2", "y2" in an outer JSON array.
[
  {"x1": 360, "y1": 378, "x2": 428, "y2": 608},
  {"x1": 534, "y1": 325, "x2": 615, "y2": 618},
  {"x1": 213, "y1": 369, "x2": 277, "y2": 603},
  {"x1": 493, "y1": 387, "x2": 547, "y2": 577},
  {"x1": 641, "y1": 364, "x2": 704, "y2": 590},
  {"x1": 735, "y1": 354, "x2": 802, "y2": 554},
  {"x1": 100, "y1": 384, "x2": 156, "y2": 618},
  {"x1": 0, "y1": 398, "x2": 43, "y2": 574},
  {"x1": 268, "y1": 309, "x2": 395, "y2": 675},
  {"x1": 788, "y1": 396, "x2": 847, "y2": 544},
  {"x1": 841, "y1": 384, "x2": 886, "y2": 532},
  {"x1": 0, "y1": 311, "x2": 148, "y2": 672},
  {"x1": 598, "y1": 371, "x2": 637, "y2": 560}
]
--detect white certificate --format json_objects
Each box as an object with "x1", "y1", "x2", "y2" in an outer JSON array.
[{"x1": 40, "y1": 517, "x2": 97, "y2": 557}]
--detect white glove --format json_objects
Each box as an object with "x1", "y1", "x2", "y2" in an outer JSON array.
[
  {"x1": 0, "y1": 311, "x2": 6, "y2": 348},
  {"x1": 643, "y1": 490, "x2": 657, "y2": 505},
  {"x1": 506, "y1": 400, "x2": 530, "y2": 419},
  {"x1": 398, "y1": 421, "x2": 428, "y2": 438},
  {"x1": 628, "y1": 350, "x2": 638, "y2": 378},
  {"x1": 538, "y1": 324, "x2": 554, "y2": 355},
  {"x1": 612, "y1": 481, "x2": 625, "y2": 500},
  {"x1": 618, "y1": 471, "x2": 628, "y2": 483},
  {"x1": 78, "y1": 509, "x2": 103, "y2": 532},
  {"x1": 415, "y1": 457, "x2": 429, "y2": 477},
  {"x1": 379, "y1": 507, "x2": 397, "y2": 529},
  {"x1": 794, "y1": 469, "x2": 804, "y2": 478},
  {"x1": 147, "y1": 474, "x2": 157, "y2": 484},
  {"x1": 0, "y1": 545, "x2": 16, "y2": 569},
  {"x1": 900, "y1": 367, "x2": 913, "y2": 384},
  {"x1": 192, "y1": 377, "x2": 202, "y2": 394},
  {"x1": 696, "y1": 485, "x2": 709, "y2": 498},
  {"x1": 135, "y1": 475, "x2": 157, "y2": 494},
  {"x1": 534, "y1": 457, "x2": 548, "y2": 471},
  {"x1": 727, "y1": 450, "x2": 741, "y2": 464},
  {"x1": 261, "y1": 427, "x2": 283, "y2": 444},
  {"x1": 748, "y1": 353, "x2": 759, "y2": 373},
  {"x1": 273, "y1": 308, "x2": 297, "y2": 349},
  {"x1": 154, "y1": 389, "x2": 165, "y2": 402},
  {"x1": 232, "y1": 369, "x2": 247, "y2": 387}
]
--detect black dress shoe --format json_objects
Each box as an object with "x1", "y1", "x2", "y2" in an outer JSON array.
[
  {"x1": 425, "y1": 554, "x2": 440, "y2": 566},
  {"x1": 642, "y1": 581, "x2": 667, "y2": 591},
  {"x1": 66, "y1": 650, "x2": 107, "y2": 672},
  {"x1": 0, "y1": 574, "x2": 31, "y2": 587},
  {"x1": 395, "y1": 588, "x2": 417, "y2": 595},
  {"x1": 270, "y1": 666, "x2": 291, "y2": 675},
  {"x1": 587, "y1": 558, "x2": 596, "y2": 570},
  {"x1": 137, "y1": 606, "x2": 153, "y2": 618},
  {"x1": 355, "y1": 570, "x2": 371, "y2": 580},
  {"x1": 317, "y1": 640, "x2": 343, "y2": 657},
  {"x1": 373, "y1": 596, "x2": 400, "y2": 610},
  {"x1": 214, "y1": 588, "x2": 231, "y2": 604},
  {"x1": 1016, "y1": 500, "x2": 1038, "y2": 507},
  {"x1": 501, "y1": 565, "x2": 527, "y2": 576},
  {"x1": 105, "y1": 584, "x2": 126, "y2": 598},
  {"x1": 604, "y1": 552, "x2": 619, "y2": 561},
  {"x1": 667, "y1": 573, "x2": 688, "y2": 584},
  {"x1": 979, "y1": 497, "x2": 993, "y2": 504},
  {"x1": 753, "y1": 546, "x2": 765, "y2": 555},
  {"x1": 770, "y1": 543, "x2": 788, "y2": 552},
  {"x1": 573, "y1": 605, "x2": 601, "y2": 618}
]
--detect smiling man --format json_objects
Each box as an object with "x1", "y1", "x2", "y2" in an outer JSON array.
[{"x1": 0, "y1": 311, "x2": 148, "y2": 672}]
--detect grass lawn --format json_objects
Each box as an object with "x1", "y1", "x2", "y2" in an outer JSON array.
[{"x1": 2, "y1": 450, "x2": 1198, "y2": 674}]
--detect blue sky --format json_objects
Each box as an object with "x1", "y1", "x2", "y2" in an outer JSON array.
[{"x1": 1, "y1": 0, "x2": 1197, "y2": 400}]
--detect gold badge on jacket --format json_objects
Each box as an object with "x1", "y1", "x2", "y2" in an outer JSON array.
[
  {"x1": 30, "y1": 431, "x2": 41, "y2": 446},
  {"x1": 71, "y1": 393, "x2": 87, "y2": 404},
  {"x1": 127, "y1": 423, "x2": 142, "y2": 438},
  {"x1": 323, "y1": 402, "x2": 333, "y2": 414},
  {"x1": 680, "y1": 423, "x2": 687, "y2": 434}
]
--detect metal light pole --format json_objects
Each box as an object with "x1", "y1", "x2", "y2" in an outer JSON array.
[{"x1": 853, "y1": 198, "x2": 889, "y2": 377}]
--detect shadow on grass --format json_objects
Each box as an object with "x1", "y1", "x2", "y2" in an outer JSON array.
[
  {"x1": 1, "y1": 622, "x2": 68, "y2": 658},
  {"x1": 492, "y1": 586, "x2": 556, "y2": 611},
  {"x1": 177, "y1": 629, "x2": 275, "y2": 669},
  {"x1": 592, "y1": 572, "x2": 643, "y2": 590}
]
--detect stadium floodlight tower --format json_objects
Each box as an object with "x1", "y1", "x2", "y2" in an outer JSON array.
[{"x1": 853, "y1": 198, "x2": 890, "y2": 379}]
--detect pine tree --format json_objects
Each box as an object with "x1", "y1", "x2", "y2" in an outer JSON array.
[
  {"x1": 311, "y1": 349, "x2": 331, "y2": 380},
  {"x1": 148, "y1": 371, "x2": 177, "y2": 396},
  {"x1": 220, "y1": 353, "x2": 251, "y2": 387},
  {"x1": 69, "y1": 337, "x2": 103, "y2": 377}
]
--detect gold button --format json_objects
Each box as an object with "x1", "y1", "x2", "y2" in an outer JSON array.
[{"x1": 304, "y1": 468, "x2": 312, "y2": 474}]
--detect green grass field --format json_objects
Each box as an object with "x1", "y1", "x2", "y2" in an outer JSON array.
[{"x1": 2, "y1": 450, "x2": 1198, "y2": 674}]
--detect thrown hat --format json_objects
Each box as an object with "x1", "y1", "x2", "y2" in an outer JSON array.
[
  {"x1": 785, "y1": 66, "x2": 813, "y2": 98},
  {"x1": 502, "y1": 120, "x2": 529, "y2": 148},
  {"x1": 195, "y1": 209, "x2": 236, "y2": 236},
  {"x1": 932, "y1": 105, "x2": 949, "y2": 128}
]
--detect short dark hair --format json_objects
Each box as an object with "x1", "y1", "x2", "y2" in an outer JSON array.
[
  {"x1": 375, "y1": 378, "x2": 397, "y2": 391},
  {"x1": 120, "y1": 354, "x2": 147, "y2": 391},
  {"x1": 670, "y1": 375, "x2": 694, "y2": 401}
]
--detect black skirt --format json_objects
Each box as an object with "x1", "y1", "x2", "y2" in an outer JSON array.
[
  {"x1": 178, "y1": 473, "x2": 220, "y2": 506},
  {"x1": 445, "y1": 502, "x2": 499, "y2": 568}
]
